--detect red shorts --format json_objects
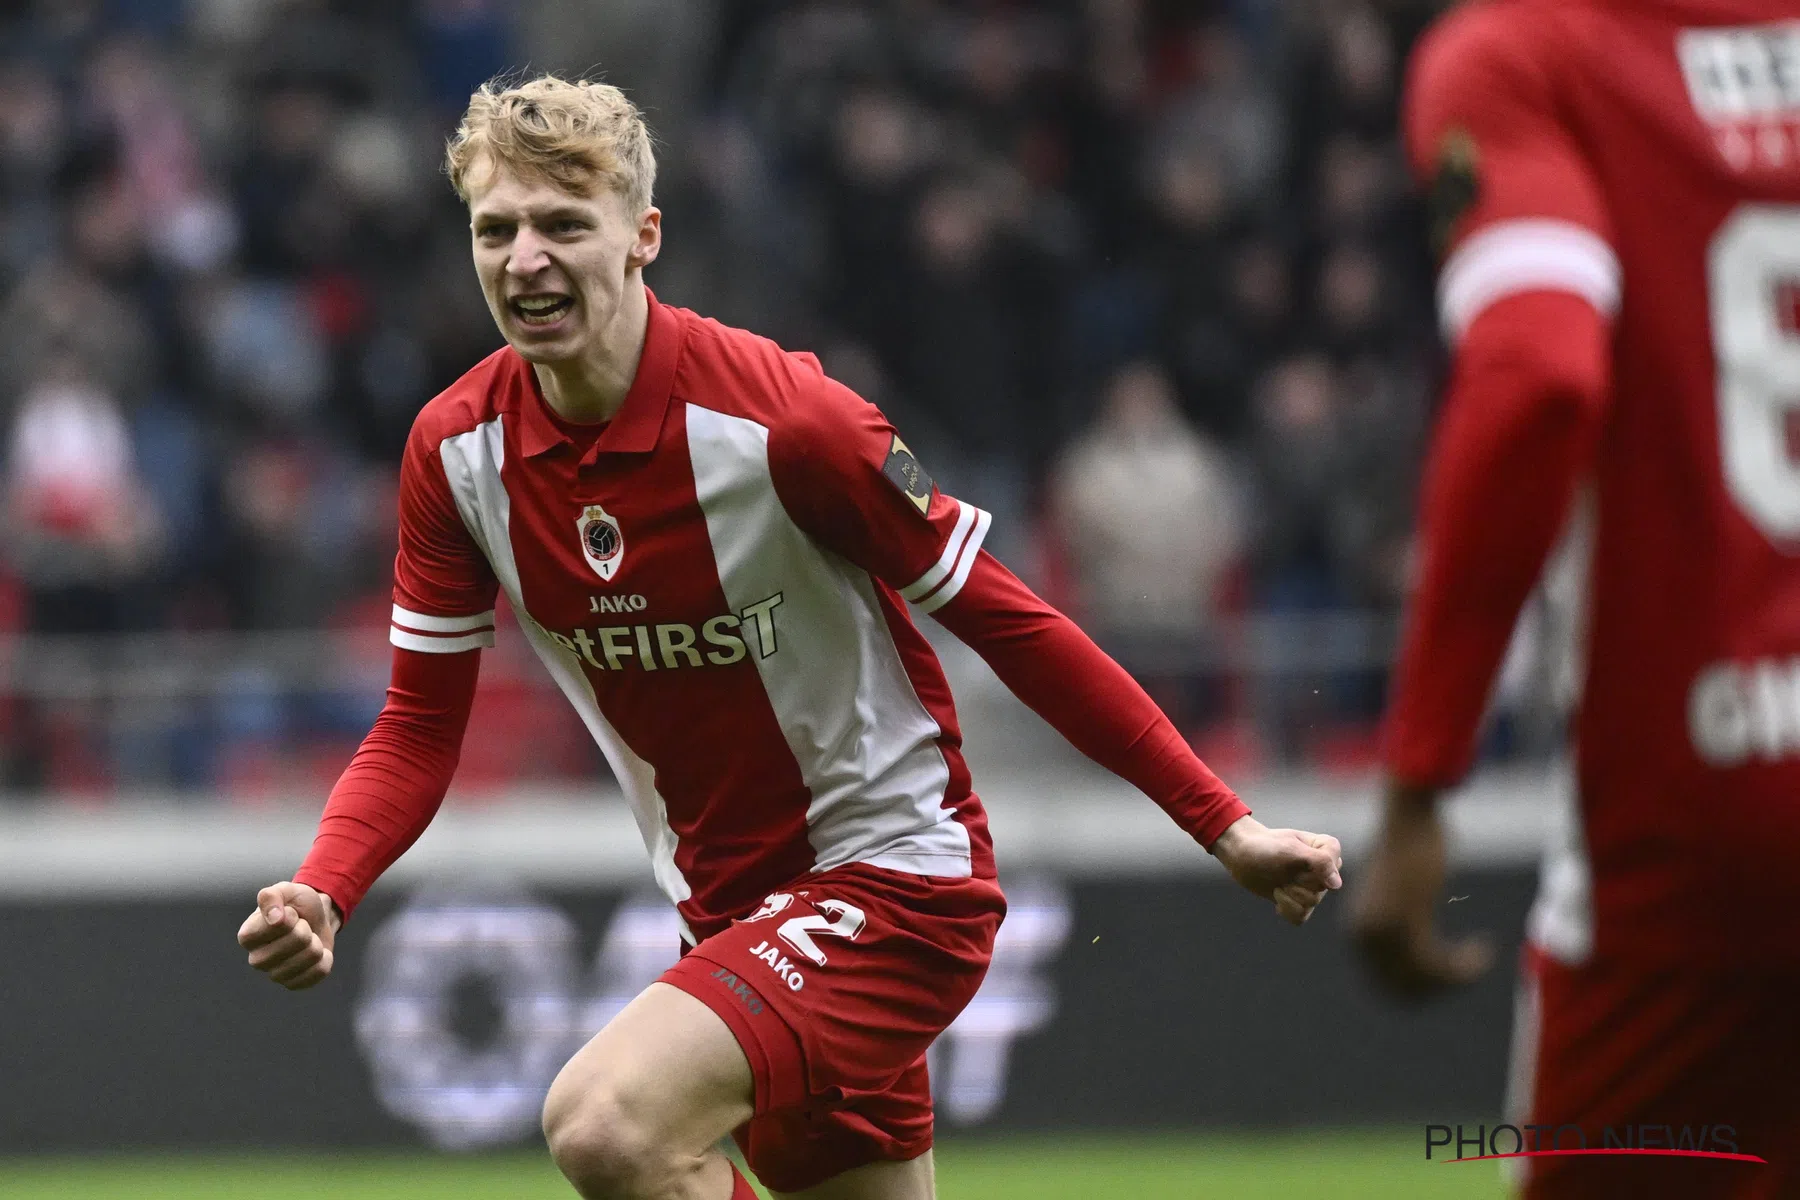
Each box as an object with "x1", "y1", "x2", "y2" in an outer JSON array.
[
  {"x1": 660, "y1": 863, "x2": 1005, "y2": 1193},
  {"x1": 1514, "y1": 945, "x2": 1800, "y2": 1200}
]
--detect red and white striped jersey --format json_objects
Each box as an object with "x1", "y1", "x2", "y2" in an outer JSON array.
[{"x1": 389, "y1": 296, "x2": 997, "y2": 942}]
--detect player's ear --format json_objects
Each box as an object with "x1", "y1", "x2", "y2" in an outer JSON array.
[{"x1": 628, "y1": 207, "x2": 662, "y2": 270}]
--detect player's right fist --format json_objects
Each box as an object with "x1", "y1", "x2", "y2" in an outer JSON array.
[
  {"x1": 237, "y1": 881, "x2": 339, "y2": 991},
  {"x1": 1209, "y1": 815, "x2": 1344, "y2": 926}
]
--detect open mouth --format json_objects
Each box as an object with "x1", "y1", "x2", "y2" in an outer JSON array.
[{"x1": 511, "y1": 294, "x2": 574, "y2": 326}]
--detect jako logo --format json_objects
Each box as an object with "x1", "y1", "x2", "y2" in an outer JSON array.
[
  {"x1": 746, "y1": 939, "x2": 806, "y2": 991},
  {"x1": 708, "y1": 967, "x2": 766, "y2": 1015}
]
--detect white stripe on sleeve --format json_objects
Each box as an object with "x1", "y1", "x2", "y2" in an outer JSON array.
[
  {"x1": 389, "y1": 627, "x2": 495, "y2": 654},
  {"x1": 391, "y1": 604, "x2": 496, "y2": 634},
  {"x1": 915, "y1": 506, "x2": 991, "y2": 614},
  {"x1": 1438, "y1": 219, "x2": 1620, "y2": 343},
  {"x1": 900, "y1": 499, "x2": 977, "y2": 601}
]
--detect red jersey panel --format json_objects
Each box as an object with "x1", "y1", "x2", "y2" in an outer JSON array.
[
  {"x1": 1397, "y1": 0, "x2": 1800, "y2": 965},
  {"x1": 389, "y1": 298, "x2": 998, "y2": 943}
]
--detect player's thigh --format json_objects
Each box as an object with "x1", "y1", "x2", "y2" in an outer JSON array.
[
  {"x1": 545, "y1": 980, "x2": 756, "y2": 1154},
  {"x1": 769, "y1": 1150, "x2": 935, "y2": 1200}
]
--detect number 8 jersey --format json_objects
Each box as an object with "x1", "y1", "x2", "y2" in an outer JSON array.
[{"x1": 1386, "y1": 0, "x2": 1800, "y2": 967}]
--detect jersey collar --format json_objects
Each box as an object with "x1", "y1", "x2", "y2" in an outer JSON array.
[{"x1": 516, "y1": 288, "x2": 685, "y2": 461}]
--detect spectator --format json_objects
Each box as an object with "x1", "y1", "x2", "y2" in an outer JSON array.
[
  {"x1": 1149, "y1": 20, "x2": 1283, "y2": 211},
  {"x1": 895, "y1": 173, "x2": 1041, "y2": 559},
  {"x1": 820, "y1": 86, "x2": 927, "y2": 367},
  {"x1": 0, "y1": 259, "x2": 156, "y2": 405},
  {"x1": 2, "y1": 357, "x2": 165, "y2": 633},
  {"x1": 0, "y1": 61, "x2": 67, "y2": 281},
  {"x1": 1134, "y1": 143, "x2": 1248, "y2": 438},
  {"x1": 1246, "y1": 353, "x2": 1346, "y2": 611},
  {"x1": 1053, "y1": 361, "x2": 1242, "y2": 637}
]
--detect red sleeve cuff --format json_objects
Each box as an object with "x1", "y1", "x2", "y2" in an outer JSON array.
[
  {"x1": 292, "y1": 867, "x2": 358, "y2": 924},
  {"x1": 1175, "y1": 788, "x2": 1253, "y2": 849},
  {"x1": 1381, "y1": 723, "x2": 1477, "y2": 791}
]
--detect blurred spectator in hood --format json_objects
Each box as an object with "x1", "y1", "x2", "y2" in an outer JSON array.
[{"x1": 1053, "y1": 360, "x2": 1242, "y2": 636}]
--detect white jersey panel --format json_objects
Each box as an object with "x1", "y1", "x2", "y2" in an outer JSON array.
[
  {"x1": 437, "y1": 417, "x2": 699, "y2": 943},
  {"x1": 684, "y1": 403, "x2": 972, "y2": 877}
]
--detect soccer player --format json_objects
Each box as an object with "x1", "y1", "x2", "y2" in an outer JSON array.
[
  {"x1": 1353, "y1": 2, "x2": 1800, "y2": 1196},
  {"x1": 234, "y1": 77, "x2": 1343, "y2": 1200}
]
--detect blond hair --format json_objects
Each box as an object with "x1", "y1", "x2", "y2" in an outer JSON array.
[{"x1": 446, "y1": 74, "x2": 656, "y2": 212}]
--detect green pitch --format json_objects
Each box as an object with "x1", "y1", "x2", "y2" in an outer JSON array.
[{"x1": 2, "y1": 1131, "x2": 1504, "y2": 1198}]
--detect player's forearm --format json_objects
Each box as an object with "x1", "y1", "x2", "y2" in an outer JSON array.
[
  {"x1": 1385, "y1": 292, "x2": 1609, "y2": 785},
  {"x1": 294, "y1": 751, "x2": 456, "y2": 919},
  {"x1": 932, "y1": 550, "x2": 1250, "y2": 846},
  {"x1": 293, "y1": 647, "x2": 478, "y2": 921}
]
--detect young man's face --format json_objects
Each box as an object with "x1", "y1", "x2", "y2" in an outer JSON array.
[{"x1": 466, "y1": 160, "x2": 661, "y2": 364}]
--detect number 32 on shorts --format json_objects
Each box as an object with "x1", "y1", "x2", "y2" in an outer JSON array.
[{"x1": 743, "y1": 892, "x2": 868, "y2": 966}]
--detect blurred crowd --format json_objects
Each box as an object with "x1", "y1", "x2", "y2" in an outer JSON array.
[{"x1": 0, "y1": 0, "x2": 1458, "y2": 788}]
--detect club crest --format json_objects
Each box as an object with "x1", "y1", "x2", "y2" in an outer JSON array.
[{"x1": 577, "y1": 504, "x2": 625, "y2": 581}]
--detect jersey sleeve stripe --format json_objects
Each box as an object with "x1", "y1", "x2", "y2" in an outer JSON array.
[
  {"x1": 389, "y1": 627, "x2": 495, "y2": 654},
  {"x1": 915, "y1": 506, "x2": 991, "y2": 614},
  {"x1": 1439, "y1": 219, "x2": 1621, "y2": 342},
  {"x1": 391, "y1": 605, "x2": 496, "y2": 634},
  {"x1": 900, "y1": 499, "x2": 978, "y2": 601}
]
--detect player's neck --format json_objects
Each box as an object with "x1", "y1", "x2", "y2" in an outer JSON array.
[{"x1": 532, "y1": 279, "x2": 649, "y2": 425}]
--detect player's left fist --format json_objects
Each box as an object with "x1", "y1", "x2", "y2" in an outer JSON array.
[
  {"x1": 237, "y1": 881, "x2": 341, "y2": 990},
  {"x1": 1209, "y1": 816, "x2": 1344, "y2": 926}
]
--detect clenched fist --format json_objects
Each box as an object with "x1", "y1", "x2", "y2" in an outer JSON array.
[
  {"x1": 1210, "y1": 815, "x2": 1345, "y2": 926},
  {"x1": 238, "y1": 881, "x2": 340, "y2": 990}
]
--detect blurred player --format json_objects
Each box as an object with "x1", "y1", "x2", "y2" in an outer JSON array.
[
  {"x1": 1353, "y1": 2, "x2": 1800, "y2": 1196},
  {"x1": 233, "y1": 76, "x2": 1343, "y2": 1200}
]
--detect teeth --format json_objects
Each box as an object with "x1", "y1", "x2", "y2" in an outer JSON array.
[{"x1": 517, "y1": 297, "x2": 567, "y2": 312}]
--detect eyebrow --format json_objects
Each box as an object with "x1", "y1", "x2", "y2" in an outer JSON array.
[{"x1": 472, "y1": 205, "x2": 593, "y2": 226}]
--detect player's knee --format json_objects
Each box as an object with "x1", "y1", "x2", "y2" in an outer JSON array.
[{"x1": 542, "y1": 1078, "x2": 668, "y2": 1198}]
